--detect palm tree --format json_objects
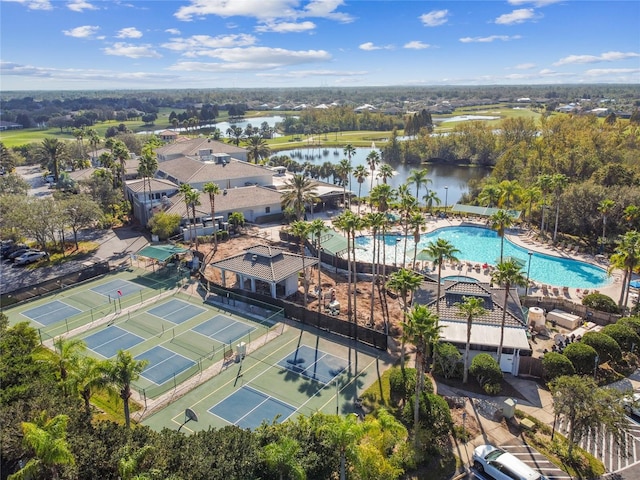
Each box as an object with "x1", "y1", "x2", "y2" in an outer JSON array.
[
  {"x1": 353, "y1": 164, "x2": 369, "y2": 214},
  {"x1": 180, "y1": 184, "x2": 201, "y2": 250},
  {"x1": 37, "y1": 138, "x2": 68, "y2": 183},
  {"x1": 489, "y1": 209, "x2": 513, "y2": 263},
  {"x1": 498, "y1": 179, "x2": 521, "y2": 209},
  {"x1": 409, "y1": 211, "x2": 426, "y2": 270},
  {"x1": 10, "y1": 412, "x2": 75, "y2": 480},
  {"x1": 377, "y1": 163, "x2": 395, "y2": 185},
  {"x1": 87, "y1": 128, "x2": 100, "y2": 164},
  {"x1": 71, "y1": 356, "x2": 111, "y2": 418},
  {"x1": 422, "y1": 190, "x2": 441, "y2": 214},
  {"x1": 491, "y1": 259, "x2": 527, "y2": 364},
  {"x1": 536, "y1": 173, "x2": 553, "y2": 236},
  {"x1": 623, "y1": 205, "x2": 640, "y2": 229},
  {"x1": 261, "y1": 436, "x2": 306, "y2": 480},
  {"x1": 366, "y1": 150, "x2": 380, "y2": 194},
  {"x1": 137, "y1": 149, "x2": 158, "y2": 223},
  {"x1": 104, "y1": 350, "x2": 148, "y2": 429},
  {"x1": 397, "y1": 187, "x2": 417, "y2": 267},
  {"x1": 407, "y1": 168, "x2": 431, "y2": 207},
  {"x1": 609, "y1": 231, "x2": 640, "y2": 308},
  {"x1": 335, "y1": 159, "x2": 352, "y2": 209},
  {"x1": 308, "y1": 219, "x2": 328, "y2": 314},
  {"x1": 118, "y1": 445, "x2": 156, "y2": 480},
  {"x1": 110, "y1": 139, "x2": 130, "y2": 202},
  {"x1": 364, "y1": 212, "x2": 387, "y2": 329},
  {"x1": 226, "y1": 125, "x2": 244, "y2": 145},
  {"x1": 290, "y1": 220, "x2": 312, "y2": 308},
  {"x1": 52, "y1": 336, "x2": 86, "y2": 394},
  {"x1": 598, "y1": 199, "x2": 615, "y2": 253},
  {"x1": 281, "y1": 174, "x2": 319, "y2": 221},
  {"x1": 456, "y1": 296, "x2": 487, "y2": 383},
  {"x1": 203, "y1": 182, "x2": 221, "y2": 250},
  {"x1": 550, "y1": 173, "x2": 568, "y2": 243},
  {"x1": 478, "y1": 183, "x2": 502, "y2": 207},
  {"x1": 370, "y1": 184, "x2": 397, "y2": 283},
  {"x1": 387, "y1": 268, "x2": 423, "y2": 372},
  {"x1": 343, "y1": 144, "x2": 356, "y2": 207},
  {"x1": 244, "y1": 135, "x2": 271, "y2": 163},
  {"x1": 519, "y1": 185, "x2": 541, "y2": 226},
  {"x1": 320, "y1": 414, "x2": 365, "y2": 480},
  {"x1": 334, "y1": 210, "x2": 361, "y2": 326},
  {"x1": 228, "y1": 211, "x2": 245, "y2": 234},
  {"x1": 404, "y1": 304, "x2": 442, "y2": 445},
  {"x1": 422, "y1": 238, "x2": 460, "y2": 312}
]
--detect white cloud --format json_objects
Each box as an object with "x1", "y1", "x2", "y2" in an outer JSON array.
[
  {"x1": 508, "y1": 0, "x2": 561, "y2": 6},
  {"x1": 62, "y1": 25, "x2": 100, "y2": 38},
  {"x1": 514, "y1": 63, "x2": 536, "y2": 70},
  {"x1": 404, "y1": 41, "x2": 430, "y2": 50},
  {"x1": 103, "y1": 42, "x2": 161, "y2": 58},
  {"x1": 3, "y1": 0, "x2": 52, "y2": 10},
  {"x1": 67, "y1": 0, "x2": 97, "y2": 12},
  {"x1": 174, "y1": 0, "x2": 353, "y2": 23},
  {"x1": 495, "y1": 8, "x2": 537, "y2": 25},
  {"x1": 168, "y1": 46, "x2": 331, "y2": 71},
  {"x1": 584, "y1": 68, "x2": 640, "y2": 77},
  {"x1": 165, "y1": 28, "x2": 181, "y2": 35},
  {"x1": 554, "y1": 51, "x2": 640, "y2": 66},
  {"x1": 419, "y1": 9, "x2": 448, "y2": 27},
  {"x1": 255, "y1": 21, "x2": 316, "y2": 33},
  {"x1": 459, "y1": 35, "x2": 521, "y2": 43},
  {"x1": 162, "y1": 34, "x2": 257, "y2": 52},
  {"x1": 116, "y1": 27, "x2": 143, "y2": 39},
  {"x1": 258, "y1": 69, "x2": 367, "y2": 79},
  {"x1": 359, "y1": 42, "x2": 393, "y2": 51}
]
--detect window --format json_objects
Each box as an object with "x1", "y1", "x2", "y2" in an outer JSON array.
[{"x1": 265, "y1": 207, "x2": 271, "y2": 213}]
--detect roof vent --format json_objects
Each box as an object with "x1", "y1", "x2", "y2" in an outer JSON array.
[{"x1": 252, "y1": 255, "x2": 257, "y2": 261}]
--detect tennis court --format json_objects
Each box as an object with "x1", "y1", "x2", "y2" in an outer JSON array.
[
  {"x1": 143, "y1": 327, "x2": 391, "y2": 433},
  {"x1": 147, "y1": 299, "x2": 206, "y2": 324},
  {"x1": 21, "y1": 300, "x2": 82, "y2": 326},
  {"x1": 193, "y1": 314, "x2": 256, "y2": 345},
  {"x1": 84, "y1": 325, "x2": 144, "y2": 358},
  {"x1": 136, "y1": 346, "x2": 195, "y2": 385},
  {"x1": 209, "y1": 386, "x2": 296, "y2": 429},
  {"x1": 90, "y1": 279, "x2": 145, "y2": 299}
]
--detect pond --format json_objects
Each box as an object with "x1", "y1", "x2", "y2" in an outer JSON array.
[{"x1": 272, "y1": 147, "x2": 490, "y2": 205}]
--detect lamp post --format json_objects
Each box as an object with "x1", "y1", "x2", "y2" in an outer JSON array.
[
  {"x1": 394, "y1": 237, "x2": 402, "y2": 267},
  {"x1": 444, "y1": 186, "x2": 449, "y2": 212},
  {"x1": 525, "y1": 251, "x2": 533, "y2": 296}
]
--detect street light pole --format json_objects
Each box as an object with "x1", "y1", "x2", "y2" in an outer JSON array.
[
  {"x1": 394, "y1": 237, "x2": 401, "y2": 267},
  {"x1": 444, "y1": 186, "x2": 449, "y2": 212},
  {"x1": 525, "y1": 251, "x2": 533, "y2": 296}
]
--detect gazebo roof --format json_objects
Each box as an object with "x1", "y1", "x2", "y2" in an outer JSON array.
[
  {"x1": 451, "y1": 204, "x2": 521, "y2": 219},
  {"x1": 137, "y1": 244, "x2": 188, "y2": 262}
]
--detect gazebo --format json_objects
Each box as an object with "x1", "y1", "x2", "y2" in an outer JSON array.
[{"x1": 451, "y1": 204, "x2": 521, "y2": 220}]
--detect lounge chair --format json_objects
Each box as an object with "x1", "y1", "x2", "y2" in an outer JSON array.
[{"x1": 552, "y1": 287, "x2": 560, "y2": 296}]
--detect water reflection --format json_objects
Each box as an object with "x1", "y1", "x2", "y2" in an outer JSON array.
[{"x1": 272, "y1": 147, "x2": 490, "y2": 205}]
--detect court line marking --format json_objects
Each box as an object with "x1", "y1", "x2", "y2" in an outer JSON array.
[
  {"x1": 147, "y1": 300, "x2": 204, "y2": 322},
  {"x1": 90, "y1": 280, "x2": 139, "y2": 298},
  {"x1": 88, "y1": 327, "x2": 143, "y2": 359},
  {"x1": 208, "y1": 385, "x2": 296, "y2": 427},
  {"x1": 21, "y1": 300, "x2": 81, "y2": 323},
  {"x1": 140, "y1": 353, "x2": 196, "y2": 386}
]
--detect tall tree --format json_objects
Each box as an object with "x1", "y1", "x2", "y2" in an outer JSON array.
[
  {"x1": 407, "y1": 168, "x2": 431, "y2": 207},
  {"x1": 491, "y1": 260, "x2": 527, "y2": 364},
  {"x1": 244, "y1": 135, "x2": 271, "y2": 163},
  {"x1": 334, "y1": 210, "x2": 362, "y2": 326},
  {"x1": 353, "y1": 164, "x2": 369, "y2": 215},
  {"x1": 321, "y1": 414, "x2": 365, "y2": 480},
  {"x1": 409, "y1": 211, "x2": 426, "y2": 270},
  {"x1": 343, "y1": 144, "x2": 356, "y2": 207},
  {"x1": 488, "y1": 209, "x2": 513, "y2": 263},
  {"x1": 37, "y1": 138, "x2": 68, "y2": 183},
  {"x1": 261, "y1": 436, "x2": 306, "y2": 480},
  {"x1": 290, "y1": 220, "x2": 312, "y2": 308},
  {"x1": 52, "y1": 336, "x2": 86, "y2": 393},
  {"x1": 456, "y1": 296, "x2": 487, "y2": 384},
  {"x1": 536, "y1": 174, "x2": 553, "y2": 237},
  {"x1": 104, "y1": 350, "x2": 148, "y2": 429},
  {"x1": 422, "y1": 238, "x2": 460, "y2": 312},
  {"x1": 597, "y1": 199, "x2": 615, "y2": 253},
  {"x1": 550, "y1": 173, "x2": 568, "y2": 243},
  {"x1": 404, "y1": 304, "x2": 442, "y2": 445},
  {"x1": 387, "y1": 268, "x2": 423, "y2": 372},
  {"x1": 117, "y1": 445, "x2": 156, "y2": 480},
  {"x1": 377, "y1": 164, "x2": 395, "y2": 185},
  {"x1": 422, "y1": 190, "x2": 441, "y2": 214},
  {"x1": 71, "y1": 356, "x2": 111, "y2": 418},
  {"x1": 366, "y1": 150, "x2": 380, "y2": 197},
  {"x1": 609, "y1": 231, "x2": 640, "y2": 308},
  {"x1": 10, "y1": 412, "x2": 75, "y2": 480},
  {"x1": 203, "y1": 182, "x2": 222, "y2": 250},
  {"x1": 308, "y1": 218, "x2": 329, "y2": 315},
  {"x1": 336, "y1": 159, "x2": 352, "y2": 209},
  {"x1": 364, "y1": 212, "x2": 387, "y2": 329},
  {"x1": 281, "y1": 174, "x2": 318, "y2": 221},
  {"x1": 109, "y1": 139, "x2": 130, "y2": 203}
]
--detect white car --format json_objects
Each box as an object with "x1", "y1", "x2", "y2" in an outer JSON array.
[
  {"x1": 473, "y1": 444, "x2": 548, "y2": 480},
  {"x1": 14, "y1": 251, "x2": 48, "y2": 265},
  {"x1": 623, "y1": 392, "x2": 640, "y2": 417}
]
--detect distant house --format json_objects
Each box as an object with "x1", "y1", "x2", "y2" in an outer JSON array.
[
  {"x1": 158, "y1": 130, "x2": 179, "y2": 143},
  {"x1": 155, "y1": 137, "x2": 248, "y2": 163},
  {"x1": 414, "y1": 279, "x2": 530, "y2": 376},
  {"x1": 0, "y1": 121, "x2": 23, "y2": 131},
  {"x1": 125, "y1": 178, "x2": 181, "y2": 225}
]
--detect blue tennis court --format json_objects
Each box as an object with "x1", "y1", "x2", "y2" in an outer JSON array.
[
  {"x1": 21, "y1": 300, "x2": 82, "y2": 326},
  {"x1": 84, "y1": 325, "x2": 144, "y2": 358},
  {"x1": 147, "y1": 299, "x2": 206, "y2": 325},
  {"x1": 209, "y1": 385, "x2": 296, "y2": 429},
  {"x1": 277, "y1": 345, "x2": 348, "y2": 384},
  {"x1": 136, "y1": 346, "x2": 195, "y2": 385},
  {"x1": 90, "y1": 280, "x2": 144, "y2": 298},
  {"x1": 193, "y1": 314, "x2": 256, "y2": 345}
]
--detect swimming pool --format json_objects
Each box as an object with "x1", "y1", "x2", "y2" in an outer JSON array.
[{"x1": 354, "y1": 226, "x2": 610, "y2": 289}]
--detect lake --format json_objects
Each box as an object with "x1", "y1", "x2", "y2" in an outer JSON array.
[{"x1": 271, "y1": 147, "x2": 490, "y2": 205}]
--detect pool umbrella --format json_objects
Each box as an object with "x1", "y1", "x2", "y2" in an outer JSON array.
[
  {"x1": 416, "y1": 250, "x2": 437, "y2": 262},
  {"x1": 630, "y1": 280, "x2": 640, "y2": 289},
  {"x1": 496, "y1": 255, "x2": 526, "y2": 267}
]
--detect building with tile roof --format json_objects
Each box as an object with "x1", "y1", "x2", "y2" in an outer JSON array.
[
  {"x1": 155, "y1": 137, "x2": 248, "y2": 163},
  {"x1": 208, "y1": 244, "x2": 318, "y2": 298},
  {"x1": 414, "y1": 279, "x2": 530, "y2": 376}
]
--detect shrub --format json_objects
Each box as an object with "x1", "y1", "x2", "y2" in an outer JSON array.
[
  {"x1": 563, "y1": 342, "x2": 598, "y2": 375},
  {"x1": 433, "y1": 342, "x2": 463, "y2": 379},
  {"x1": 469, "y1": 353, "x2": 502, "y2": 395},
  {"x1": 617, "y1": 317, "x2": 640, "y2": 337},
  {"x1": 582, "y1": 293, "x2": 620, "y2": 313},
  {"x1": 389, "y1": 367, "x2": 416, "y2": 403},
  {"x1": 541, "y1": 352, "x2": 575, "y2": 381},
  {"x1": 402, "y1": 392, "x2": 453, "y2": 452},
  {"x1": 581, "y1": 331, "x2": 622, "y2": 363},
  {"x1": 602, "y1": 323, "x2": 640, "y2": 352}
]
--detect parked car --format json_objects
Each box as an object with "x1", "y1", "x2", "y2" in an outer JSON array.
[
  {"x1": 473, "y1": 444, "x2": 548, "y2": 480},
  {"x1": 8, "y1": 248, "x2": 33, "y2": 261},
  {"x1": 623, "y1": 392, "x2": 640, "y2": 417},
  {"x1": 14, "y1": 251, "x2": 48, "y2": 265},
  {"x1": 2, "y1": 243, "x2": 27, "y2": 258}
]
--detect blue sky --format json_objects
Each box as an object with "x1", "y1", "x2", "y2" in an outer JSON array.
[{"x1": 1, "y1": 0, "x2": 639, "y2": 91}]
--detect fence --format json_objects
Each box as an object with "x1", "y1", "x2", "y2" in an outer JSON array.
[
  {"x1": 1, "y1": 261, "x2": 111, "y2": 308},
  {"x1": 199, "y1": 278, "x2": 388, "y2": 351},
  {"x1": 518, "y1": 356, "x2": 544, "y2": 378},
  {"x1": 522, "y1": 296, "x2": 621, "y2": 326}
]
